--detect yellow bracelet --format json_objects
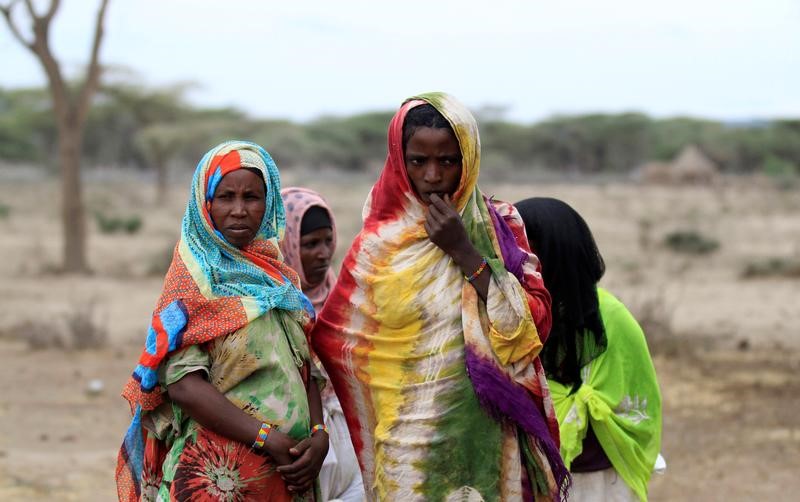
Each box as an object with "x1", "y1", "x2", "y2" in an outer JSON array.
[
  {"x1": 252, "y1": 422, "x2": 272, "y2": 449},
  {"x1": 310, "y1": 423, "x2": 329, "y2": 436}
]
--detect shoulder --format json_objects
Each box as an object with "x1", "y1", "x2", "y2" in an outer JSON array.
[
  {"x1": 489, "y1": 197, "x2": 519, "y2": 221},
  {"x1": 487, "y1": 196, "x2": 531, "y2": 251},
  {"x1": 598, "y1": 287, "x2": 648, "y2": 346}
]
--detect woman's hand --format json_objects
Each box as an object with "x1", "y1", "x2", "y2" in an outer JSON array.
[
  {"x1": 424, "y1": 194, "x2": 473, "y2": 258},
  {"x1": 276, "y1": 432, "x2": 330, "y2": 494},
  {"x1": 425, "y1": 194, "x2": 490, "y2": 300},
  {"x1": 262, "y1": 429, "x2": 299, "y2": 467}
]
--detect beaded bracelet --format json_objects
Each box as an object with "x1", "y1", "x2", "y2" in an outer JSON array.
[
  {"x1": 465, "y1": 258, "x2": 488, "y2": 283},
  {"x1": 252, "y1": 422, "x2": 272, "y2": 449},
  {"x1": 310, "y1": 423, "x2": 329, "y2": 436}
]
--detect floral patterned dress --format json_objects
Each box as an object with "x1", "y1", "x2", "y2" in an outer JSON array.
[{"x1": 141, "y1": 309, "x2": 318, "y2": 502}]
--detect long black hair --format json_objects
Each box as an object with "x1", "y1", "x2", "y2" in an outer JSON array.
[{"x1": 515, "y1": 197, "x2": 607, "y2": 391}]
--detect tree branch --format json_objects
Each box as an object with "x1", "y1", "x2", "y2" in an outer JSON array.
[
  {"x1": 75, "y1": 0, "x2": 109, "y2": 126},
  {"x1": 0, "y1": 0, "x2": 34, "y2": 49},
  {"x1": 22, "y1": 0, "x2": 36, "y2": 19},
  {"x1": 19, "y1": 0, "x2": 69, "y2": 125},
  {"x1": 43, "y1": 0, "x2": 60, "y2": 22}
]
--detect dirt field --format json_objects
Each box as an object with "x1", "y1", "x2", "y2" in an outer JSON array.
[{"x1": 1, "y1": 170, "x2": 798, "y2": 500}]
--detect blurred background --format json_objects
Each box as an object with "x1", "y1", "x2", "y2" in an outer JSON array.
[{"x1": 1, "y1": 1, "x2": 798, "y2": 500}]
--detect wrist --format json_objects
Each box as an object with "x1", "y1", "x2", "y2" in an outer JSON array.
[
  {"x1": 449, "y1": 243, "x2": 480, "y2": 267},
  {"x1": 310, "y1": 423, "x2": 329, "y2": 437},
  {"x1": 252, "y1": 422, "x2": 272, "y2": 450},
  {"x1": 464, "y1": 257, "x2": 489, "y2": 283}
]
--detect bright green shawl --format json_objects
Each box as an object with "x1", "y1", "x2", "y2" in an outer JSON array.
[{"x1": 548, "y1": 288, "x2": 662, "y2": 501}]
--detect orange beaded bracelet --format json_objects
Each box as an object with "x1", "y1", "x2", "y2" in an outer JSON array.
[{"x1": 465, "y1": 258, "x2": 488, "y2": 282}]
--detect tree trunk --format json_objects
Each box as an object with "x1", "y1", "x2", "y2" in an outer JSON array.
[{"x1": 59, "y1": 124, "x2": 88, "y2": 273}]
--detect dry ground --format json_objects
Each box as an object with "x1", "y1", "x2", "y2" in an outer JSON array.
[{"x1": 1, "y1": 170, "x2": 798, "y2": 500}]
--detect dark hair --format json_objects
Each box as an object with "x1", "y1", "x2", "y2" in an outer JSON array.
[
  {"x1": 300, "y1": 205, "x2": 332, "y2": 236},
  {"x1": 515, "y1": 197, "x2": 607, "y2": 391},
  {"x1": 402, "y1": 103, "x2": 454, "y2": 153}
]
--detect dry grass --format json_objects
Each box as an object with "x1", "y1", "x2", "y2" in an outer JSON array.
[{"x1": 1, "y1": 170, "x2": 799, "y2": 500}]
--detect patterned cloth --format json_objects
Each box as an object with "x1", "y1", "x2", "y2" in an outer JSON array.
[
  {"x1": 311, "y1": 93, "x2": 569, "y2": 501},
  {"x1": 116, "y1": 140, "x2": 315, "y2": 501},
  {"x1": 548, "y1": 289, "x2": 662, "y2": 502},
  {"x1": 279, "y1": 187, "x2": 338, "y2": 313}
]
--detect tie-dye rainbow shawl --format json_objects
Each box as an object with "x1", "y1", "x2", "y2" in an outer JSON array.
[
  {"x1": 312, "y1": 93, "x2": 569, "y2": 501},
  {"x1": 115, "y1": 141, "x2": 314, "y2": 501}
]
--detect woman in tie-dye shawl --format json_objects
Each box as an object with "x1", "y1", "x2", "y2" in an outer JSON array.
[
  {"x1": 116, "y1": 140, "x2": 328, "y2": 501},
  {"x1": 311, "y1": 93, "x2": 570, "y2": 501}
]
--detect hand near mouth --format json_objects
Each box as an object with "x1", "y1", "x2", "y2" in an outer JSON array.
[
  {"x1": 424, "y1": 194, "x2": 468, "y2": 257},
  {"x1": 424, "y1": 193, "x2": 490, "y2": 300}
]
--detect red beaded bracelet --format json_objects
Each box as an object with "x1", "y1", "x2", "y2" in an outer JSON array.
[{"x1": 465, "y1": 258, "x2": 488, "y2": 283}]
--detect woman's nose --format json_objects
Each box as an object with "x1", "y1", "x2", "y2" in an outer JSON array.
[
  {"x1": 230, "y1": 198, "x2": 247, "y2": 215},
  {"x1": 423, "y1": 163, "x2": 442, "y2": 183},
  {"x1": 317, "y1": 244, "x2": 333, "y2": 260}
]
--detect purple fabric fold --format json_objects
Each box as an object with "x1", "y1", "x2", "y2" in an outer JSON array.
[
  {"x1": 487, "y1": 199, "x2": 527, "y2": 282},
  {"x1": 466, "y1": 347, "x2": 571, "y2": 501}
]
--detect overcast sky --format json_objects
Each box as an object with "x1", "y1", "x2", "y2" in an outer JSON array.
[{"x1": 2, "y1": 0, "x2": 799, "y2": 122}]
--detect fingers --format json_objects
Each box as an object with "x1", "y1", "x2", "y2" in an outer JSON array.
[
  {"x1": 288, "y1": 437, "x2": 312, "y2": 457},
  {"x1": 286, "y1": 479, "x2": 313, "y2": 494},
  {"x1": 277, "y1": 452, "x2": 310, "y2": 475},
  {"x1": 429, "y1": 193, "x2": 454, "y2": 216}
]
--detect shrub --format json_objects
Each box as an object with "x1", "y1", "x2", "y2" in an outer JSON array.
[
  {"x1": 663, "y1": 230, "x2": 719, "y2": 255},
  {"x1": 94, "y1": 211, "x2": 143, "y2": 234},
  {"x1": 741, "y1": 257, "x2": 800, "y2": 279},
  {"x1": 11, "y1": 301, "x2": 107, "y2": 351},
  {"x1": 0, "y1": 202, "x2": 10, "y2": 219}
]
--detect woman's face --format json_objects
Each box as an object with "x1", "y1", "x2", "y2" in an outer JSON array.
[
  {"x1": 209, "y1": 168, "x2": 266, "y2": 248},
  {"x1": 404, "y1": 126, "x2": 462, "y2": 205},
  {"x1": 300, "y1": 226, "x2": 334, "y2": 287}
]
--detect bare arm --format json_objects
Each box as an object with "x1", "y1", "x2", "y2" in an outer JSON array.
[
  {"x1": 167, "y1": 371, "x2": 297, "y2": 465},
  {"x1": 277, "y1": 375, "x2": 329, "y2": 493}
]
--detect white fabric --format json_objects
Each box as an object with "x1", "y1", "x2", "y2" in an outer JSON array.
[
  {"x1": 319, "y1": 403, "x2": 365, "y2": 502},
  {"x1": 569, "y1": 468, "x2": 638, "y2": 502}
]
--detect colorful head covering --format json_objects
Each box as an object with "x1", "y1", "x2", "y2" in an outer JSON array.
[
  {"x1": 279, "y1": 187, "x2": 338, "y2": 313},
  {"x1": 116, "y1": 140, "x2": 313, "y2": 500},
  {"x1": 312, "y1": 93, "x2": 569, "y2": 500}
]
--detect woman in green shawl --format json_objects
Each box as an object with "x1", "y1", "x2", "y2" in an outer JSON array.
[{"x1": 515, "y1": 197, "x2": 662, "y2": 502}]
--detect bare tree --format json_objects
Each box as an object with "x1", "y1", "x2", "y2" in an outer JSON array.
[{"x1": 1, "y1": 0, "x2": 110, "y2": 272}]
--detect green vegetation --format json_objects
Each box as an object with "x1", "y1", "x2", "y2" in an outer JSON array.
[
  {"x1": 663, "y1": 230, "x2": 720, "y2": 255},
  {"x1": 2, "y1": 83, "x2": 800, "y2": 175},
  {"x1": 741, "y1": 257, "x2": 800, "y2": 279},
  {"x1": 94, "y1": 211, "x2": 142, "y2": 234}
]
